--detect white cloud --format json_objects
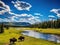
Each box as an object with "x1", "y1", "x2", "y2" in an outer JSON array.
[
  {"x1": 12, "y1": 0, "x2": 32, "y2": 11},
  {"x1": 48, "y1": 15, "x2": 55, "y2": 18},
  {"x1": 0, "y1": 1, "x2": 19, "y2": 16},
  {"x1": 0, "y1": 1, "x2": 11, "y2": 15},
  {"x1": 28, "y1": 18, "x2": 41, "y2": 24},
  {"x1": 34, "y1": 16, "x2": 40, "y2": 18},
  {"x1": 28, "y1": 17, "x2": 34, "y2": 20},
  {"x1": 20, "y1": 14, "x2": 28, "y2": 16},
  {"x1": 0, "y1": 18, "x2": 12, "y2": 22},
  {"x1": 48, "y1": 15, "x2": 56, "y2": 21},
  {"x1": 0, "y1": 0, "x2": 40, "y2": 24},
  {"x1": 28, "y1": 15, "x2": 41, "y2": 24},
  {"x1": 28, "y1": 16, "x2": 40, "y2": 20},
  {"x1": 50, "y1": 9, "x2": 60, "y2": 17},
  {"x1": 10, "y1": 13, "x2": 41, "y2": 24},
  {"x1": 34, "y1": 13, "x2": 43, "y2": 16},
  {"x1": 34, "y1": 13, "x2": 41, "y2": 15}
]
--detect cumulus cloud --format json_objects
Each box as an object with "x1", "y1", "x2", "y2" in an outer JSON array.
[
  {"x1": 0, "y1": 0, "x2": 11, "y2": 15},
  {"x1": 0, "y1": 0, "x2": 40, "y2": 24},
  {"x1": 48, "y1": 15, "x2": 56, "y2": 21},
  {"x1": 10, "y1": 13, "x2": 41, "y2": 24},
  {"x1": 48, "y1": 15, "x2": 55, "y2": 18},
  {"x1": 0, "y1": 18, "x2": 12, "y2": 22},
  {"x1": 28, "y1": 18, "x2": 41, "y2": 24},
  {"x1": 50, "y1": 9, "x2": 60, "y2": 17},
  {"x1": 34, "y1": 16, "x2": 40, "y2": 18},
  {"x1": 27, "y1": 15, "x2": 41, "y2": 24},
  {"x1": 0, "y1": 0, "x2": 19, "y2": 16},
  {"x1": 12, "y1": 0, "x2": 32, "y2": 11},
  {"x1": 34, "y1": 13, "x2": 43, "y2": 16}
]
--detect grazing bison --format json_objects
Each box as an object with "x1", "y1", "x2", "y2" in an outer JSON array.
[
  {"x1": 10, "y1": 38, "x2": 17, "y2": 44},
  {"x1": 18, "y1": 36, "x2": 25, "y2": 41}
]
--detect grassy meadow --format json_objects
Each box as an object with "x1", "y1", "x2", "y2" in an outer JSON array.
[{"x1": 0, "y1": 27, "x2": 60, "y2": 45}]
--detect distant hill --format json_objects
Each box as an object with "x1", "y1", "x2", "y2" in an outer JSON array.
[{"x1": 0, "y1": 22, "x2": 31, "y2": 26}]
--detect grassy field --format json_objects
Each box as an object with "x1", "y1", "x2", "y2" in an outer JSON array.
[
  {"x1": 34, "y1": 28, "x2": 60, "y2": 35},
  {"x1": 0, "y1": 27, "x2": 60, "y2": 45},
  {"x1": 18, "y1": 28, "x2": 60, "y2": 35}
]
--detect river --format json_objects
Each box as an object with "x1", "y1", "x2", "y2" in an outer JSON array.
[{"x1": 21, "y1": 30, "x2": 60, "y2": 43}]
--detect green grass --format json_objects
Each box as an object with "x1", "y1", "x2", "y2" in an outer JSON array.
[
  {"x1": 33, "y1": 28, "x2": 60, "y2": 35},
  {"x1": 0, "y1": 27, "x2": 60, "y2": 45},
  {"x1": 17, "y1": 28, "x2": 60, "y2": 34}
]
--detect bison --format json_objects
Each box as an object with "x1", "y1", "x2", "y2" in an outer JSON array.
[
  {"x1": 18, "y1": 36, "x2": 25, "y2": 41},
  {"x1": 10, "y1": 38, "x2": 17, "y2": 44}
]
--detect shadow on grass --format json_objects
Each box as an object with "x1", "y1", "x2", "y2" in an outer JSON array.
[{"x1": 9, "y1": 43, "x2": 16, "y2": 45}]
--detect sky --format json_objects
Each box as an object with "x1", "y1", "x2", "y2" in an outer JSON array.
[{"x1": 0, "y1": 0, "x2": 60, "y2": 24}]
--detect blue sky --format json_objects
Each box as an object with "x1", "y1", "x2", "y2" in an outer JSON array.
[{"x1": 0, "y1": 0, "x2": 60, "y2": 24}]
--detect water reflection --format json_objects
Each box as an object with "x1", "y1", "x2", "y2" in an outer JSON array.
[{"x1": 22, "y1": 30, "x2": 60, "y2": 43}]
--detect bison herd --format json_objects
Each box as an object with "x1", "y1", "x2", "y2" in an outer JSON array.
[{"x1": 9, "y1": 36, "x2": 25, "y2": 45}]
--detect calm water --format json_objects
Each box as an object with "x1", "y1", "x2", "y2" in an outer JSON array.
[{"x1": 22, "y1": 30, "x2": 60, "y2": 43}]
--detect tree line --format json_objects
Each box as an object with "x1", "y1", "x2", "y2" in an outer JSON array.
[{"x1": 30, "y1": 19, "x2": 60, "y2": 28}]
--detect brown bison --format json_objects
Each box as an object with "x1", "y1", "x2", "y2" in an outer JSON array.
[
  {"x1": 18, "y1": 36, "x2": 25, "y2": 41},
  {"x1": 10, "y1": 38, "x2": 17, "y2": 44}
]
